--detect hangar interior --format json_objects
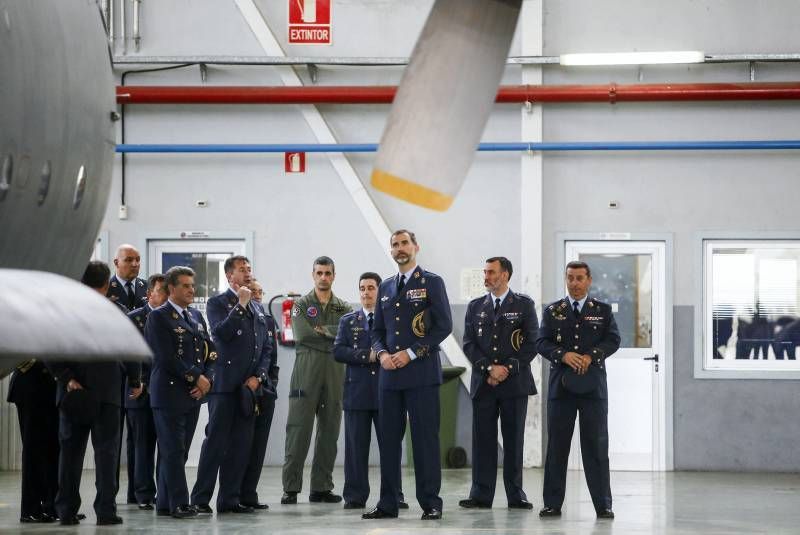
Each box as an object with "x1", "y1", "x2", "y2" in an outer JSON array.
[{"x1": 1, "y1": 0, "x2": 800, "y2": 533}]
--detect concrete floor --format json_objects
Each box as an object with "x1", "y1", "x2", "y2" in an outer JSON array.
[{"x1": 1, "y1": 466, "x2": 799, "y2": 534}]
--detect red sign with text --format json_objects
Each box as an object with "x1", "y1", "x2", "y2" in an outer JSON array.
[
  {"x1": 288, "y1": 0, "x2": 331, "y2": 45},
  {"x1": 285, "y1": 152, "x2": 306, "y2": 173}
]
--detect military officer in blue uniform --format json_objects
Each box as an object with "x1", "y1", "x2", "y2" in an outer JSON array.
[
  {"x1": 363, "y1": 230, "x2": 452, "y2": 521},
  {"x1": 106, "y1": 243, "x2": 147, "y2": 504},
  {"x1": 239, "y1": 278, "x2": 280, "y2": 510},
  {"x1": 191, "y1": 256, "x2": 272, "y2": 514},
  {"x1": 334, "y1": 272, "x2": 408, "y2": 510},
  {"x1": 146, "y1": 266, "x2": 215, "y2": 519},
  {"x1": 125, "y1": 273, "x2": 168, "y2": 510},
  {"x1": 537, "y1": 261, "x2": 620, "y2": 520},
  {"x1": 47, "y1": 261, "x2": 127, "y2": 526},
  {"x1": 7, "y1": 359, "x2": 59, "y2": 523},
  {"x1": 459, "y1": 257, "x2": 539, "y2": 510}
]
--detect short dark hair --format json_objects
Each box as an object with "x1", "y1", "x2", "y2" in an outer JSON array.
[
  {"x1": 147, "y1": 273, "x2": 166, "y2": 292},
  {"x1": 81, "y1": 261, "x2": 110, "y2": 289},
  {"x1": 566, "y1": 260, "x2": 591, "y2": 277},
  {"x1": 486, "y1": 256, "x2": 513, "y2": 279},
  {"x1": 358, "y1": 272, "x2": 382, "y2": 287},
  {"x1": 313, "y1": 256, "x2": 335, "y2": 272},
  {"x1": 165, "y1": 266, "x2": 195, "y2": 289},
  {"x1": 224, "y1": 255, "x2": 251, "y2": 274},
  {"x1": 390, "y1": 229, "x2": 417, "y2": 245}
]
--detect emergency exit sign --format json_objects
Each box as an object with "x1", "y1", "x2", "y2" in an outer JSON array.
[{"x1": 288, "y1": 0, "x2": 331, "y2": 45}]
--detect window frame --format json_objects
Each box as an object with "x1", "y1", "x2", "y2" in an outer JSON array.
[{"x1": 695, "y1": 233, "x2": 800, "y2": 379}]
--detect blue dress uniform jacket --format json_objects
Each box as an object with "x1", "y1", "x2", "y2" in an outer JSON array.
[
  {"x1": 145, "y1": 304, "x2": 216, "y2": 411},
  {"x1": 334, "y1": 310, "x2": 379, "y2": 411},
  {"x1": 107, "y1": 275, "x2": 147, "y2": 311},
  {"x1": 191, "y1": 289, "x2": 272, "y2": 510},
  {"x1": 126, "y1": 305, "x2": 153, "y2": 409},
  {"x1": 463, "y1": 291, "x2": 539, "y2": 399},
  {"x1": 206, "y1": 289, "x2": 271, "y2": 392},
  {"x1": 145, "y1": 303, "x2": 215, "y2": 514},
  {"x1": 371, "y1": 266, "x2": 452, "y2": 390},
  {"x1": 536, "y1": 297, "x2": 620, "y2": 400},
  {"x1": 536, "y1": 296, "x2": 620, "y2": 515},
  {"x1": 462, "y1": 290, "x2": 539, "y2": 505},
  {"x1": 371, "y1": 265, "x2": 452, "y2": 515}
]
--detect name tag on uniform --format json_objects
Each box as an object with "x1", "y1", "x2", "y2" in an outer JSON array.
[{"x1": 406, "y1": 288, "x2": 427, "y2": 300}]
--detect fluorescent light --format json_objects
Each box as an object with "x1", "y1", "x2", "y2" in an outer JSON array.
[{"x1": 559, "y1": 51, "x2": 705, "y2": 66}]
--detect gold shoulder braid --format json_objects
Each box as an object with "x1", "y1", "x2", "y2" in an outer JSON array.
[
  {"x1": 510, "y1": 329, "x2": 523, "y2": 352},
  {"x1": 412, "y1": 311, "x2": 427, "y2": 338},
  {"x1": 16, "y1": 359, "x2": 37, "y2": 373}
]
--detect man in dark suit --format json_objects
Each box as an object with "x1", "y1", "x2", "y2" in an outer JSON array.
[
  {"x1": 7, "y1": 359, "x2": 59, "y2": 523},
  {"x1": 106, "y1": 243, "x2": 147, "y2": 504},
  {"x1": 459, "y1": 257, "x2": 539, "y2": 510},
  {"x1": 239, "y1": 278, "x2": 280, "y2": 510},
  {"x1": 146, "y1": 266, "x2": 215, "y2": 519},
  {"x1": 125, "y1": 273, "x2": 168, "y2": 510},
  {"x1": 363, "y1": 230, "x2": 452, "y2": 521},
  {"x1": 334, "y1": 272, "x2": 408, "y2": 510},
  {"x1": 536, "y1": 261, "x2": 621, "y2": 520},
  {"x1": 47, "y1": 261, "x2": 126, "y2": 526},
  {"x1": 191, "y1": 256, "x2": 272, "y2": 514}
]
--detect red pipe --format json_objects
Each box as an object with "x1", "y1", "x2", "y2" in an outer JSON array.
[{"x1": 116, "y1": 82, "x2": 800, "y2": 105}]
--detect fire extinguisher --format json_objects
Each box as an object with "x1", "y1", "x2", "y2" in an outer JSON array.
[{"x1": 268, "y1": 293, "x2": 301, "y2": 347}]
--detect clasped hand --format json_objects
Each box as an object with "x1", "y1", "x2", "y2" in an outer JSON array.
[{"x1": 562, "y1": 351, "x2": 591, "y2": 374}]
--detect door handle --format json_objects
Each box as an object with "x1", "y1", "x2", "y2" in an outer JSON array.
[{"x1": 643, "y1": 354, "x2": 659, "y2": 362}]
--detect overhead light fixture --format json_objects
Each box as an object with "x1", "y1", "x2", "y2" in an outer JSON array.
[{"x1": 559, "y1": 51, "x2": 705, "y2": 66}]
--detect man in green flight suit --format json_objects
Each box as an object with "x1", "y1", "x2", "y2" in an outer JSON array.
[{"x1": 282, "y1": 256, "x2": 352, "y2": 504}]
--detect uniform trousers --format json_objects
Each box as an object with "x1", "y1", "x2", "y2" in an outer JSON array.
[
  {"x1": 127, "y1": 406, "x2": 157, "y2": 503},
  {"x1": 377, "y1": 384, "x2": 441, "y2": 515},
  {"x1": 543, "y1": 397, "x2": 611, "y2": 512},
  {"x1": 469, "y1": 392, "x2": 528, "y2": 504},
  {"x1": 240, "y1": 397, "x2": 276, "y2": 505},
  {"x1": 152, "y1": 406, "x2": 199, "y2": 513},
  {"x1": 15, "y1": 401, "x2": 59, "y2": 517}
]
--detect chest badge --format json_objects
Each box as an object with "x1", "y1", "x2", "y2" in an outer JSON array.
[
  {"x1": 306, "y1": 306, "x2": 319, "y2": 318},
  {"x1": 511, "y1": 329, "x2": 523, "y2": 351}
]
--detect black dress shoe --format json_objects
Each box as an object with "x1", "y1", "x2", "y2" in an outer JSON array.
[
  {"x1": 40, "y1": 512, "x2": 57, "y2": 523},
  {"x1": 459, "y1": 498, "x2": 492, "y2": 509},
  {"x1": 218, "y1": 504, "x2": 255, "y2": 514},
  {"x1": 309, "y1": 490, "x2": 342, "y2": 503},
  {"x1": 539, "y1": 506, "x2": 562, "y2": 517},
  {"x1": 280, "y1": 492, "x2": 298, "y2": 504},
  {"x1": 194, "y1": 504, "x2": 213, "y2": 515},
  {"x1": 362, "y1": 507, "x2": 397, "y2": 519},
  {"x1": 77, "y1": 513, "x2": 87, "y2": 520},
  {"x1": 344, "y1": 502, "x2": 366, "y2": 509},
  {"x1": 597, "y1": 509, "x2": 615, "y2": 519},
  {"x1": 421, "y1": 508, "x2": 442, "y2": 520},
  {"x1": 60, "y1": 515, "x2": 80, "y2": 525},
  {"x1": 20, "y1": 514, "x2": 46, "y2": 523},
  {"x1": 172, "y1": 505, "x2": 198, "y2": 519},
  {"x1": 241, "y1": 502, "x2": 269, "y2": 510},
  {"x1": 398, "y1": 500, "x2": 409, "y2": 510},
  {"x1": 508, "y1": 499, "x2": 533, "y2": 510},
  {"x1": 97, "y1": 515, "x2": 123, "y2": 525},
  {"x1": 138, "y1": 502, "x2": 154, "y2": 511}
]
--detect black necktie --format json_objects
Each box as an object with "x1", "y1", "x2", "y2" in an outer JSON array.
[
  {"x1": 494, "y1": 298, "x2": 501, "y2": 316},
  {"x1": 125, "y1": 281, "x2": 135, "y2": 309},
  {"x1": 573, "y1": 301, "x2": 580, "y2": 317},
  {"x1": 183, "y1": 310, "x2": 193, "y2": 327},
  {"x1": 397, "y1": 274, "x2": 406, "y2": 293},
  {"x1": 368, "y1": 312, "x2": 374, "y2": 330}
]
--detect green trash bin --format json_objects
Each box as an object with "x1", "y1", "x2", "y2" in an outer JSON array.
[{"x1": 405, "y1": 365, "x2": 467, "y2": 469}]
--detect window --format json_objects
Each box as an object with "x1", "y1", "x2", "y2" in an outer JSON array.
[{"x1": 703, "y1": 240, "x2": 800, "y2": 375}]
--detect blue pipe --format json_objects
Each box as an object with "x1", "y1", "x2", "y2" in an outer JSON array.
[{"x1": 116, "y1": 140, "x2": 800, "y2": 153}]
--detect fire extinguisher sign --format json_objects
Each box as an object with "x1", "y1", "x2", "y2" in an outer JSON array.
[
  {"x1": 288, "y1": 0, "x2": 331, "y2": 45},
  {"x1": 285, "y1": 152, "x2": 306, "y2": 173}
]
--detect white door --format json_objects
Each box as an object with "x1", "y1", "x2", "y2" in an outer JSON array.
[
  {"x1": 564, "y1": 241, "x2": 668, "y2": 471},
  {"x1": 147, "y1": 239, "x2": 247, "y2": 466}
]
